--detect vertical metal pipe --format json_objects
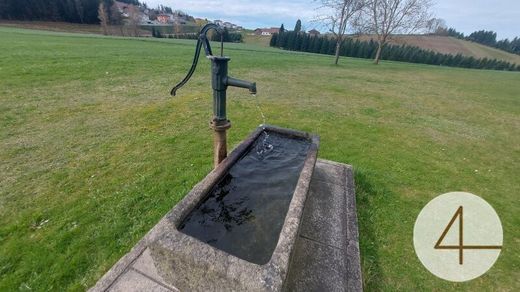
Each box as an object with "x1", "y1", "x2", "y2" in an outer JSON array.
[
  {"x1": 211, "y1": 56, "x2": 230, "y2": 121},
  {"x1": 210, "y1": 57, "x2": 231, "y2": 167},
  {"x1": 213, "y1": 91, "x2": 226, "y2": 120}
]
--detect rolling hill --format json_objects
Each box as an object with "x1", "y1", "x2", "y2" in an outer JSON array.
[{"x1": 356, "y1": 35, "x2": 520, "y2": 64}]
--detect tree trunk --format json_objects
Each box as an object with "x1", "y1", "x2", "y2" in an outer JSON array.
[
  {"x1": 101, "y1": 24, "x2": 108, "y2": 36},
  {"x1": 374, "y1": 43, "x2": 382, "y2": 64},
  {"x1": 334, "y1": 38, "x2": 341, "y2": 65},
  {"x1": 98, "y1": 3, "x2": 109, "y2": 35}
]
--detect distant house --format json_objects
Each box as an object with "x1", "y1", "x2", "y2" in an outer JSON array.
[
  {"x1": 157, "y1": 14, "x2": 171, "y2": 24},
  {"x1": 254, "y1": 27, "x2": 279, "y2": 36},
  {"x1": 308, "y1": 29, "x2": 320, "y2": 36},
  {"x1": 211, "y1": 19, "x2": 240, "y2": 30},
  {"x1": 140, "y1": 15, "x2": 152, "y2": 24}
]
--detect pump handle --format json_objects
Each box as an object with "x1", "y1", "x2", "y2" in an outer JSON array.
[{"x1": 171, "y1": 24, "x2": 224, "y2": 96}]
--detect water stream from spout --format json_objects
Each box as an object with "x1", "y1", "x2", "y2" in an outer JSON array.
[
  {"x1": 252, "y1": 94, "x2": 273, "y2": 156},
  {"x1": 252, "y1": 94, "x2": 266, "y2": 125}
]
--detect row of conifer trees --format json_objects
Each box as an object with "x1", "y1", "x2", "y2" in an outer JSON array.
[{"x1": 270, "y1": 31, "x2": 520, "y2": 71}]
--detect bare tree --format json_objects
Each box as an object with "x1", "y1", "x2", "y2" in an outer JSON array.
[
  {"x1": 364, "y1": 0, "x2": 433, "y2": 64},
  {"x1": 195, "y1": 18, "x2": 209, "y2": 29},
  {"x1": 127, "y1": 5, "x2": 140, "y2": 37},
  {"x1": 317, "y1": 0, "x2": 367, "y2": 65},
  {"x1": 98, "y1": 2, "x2": 109, "y2": 35},
  {"x1": 426, "y1": 17, "x2": 447, "y2": 34},
  {"x1": 110, "y1": 3, "x2": 124, "y2": 36},
  {"x1": 174, "y1": 21, "x2": 183, "y2": 35}
]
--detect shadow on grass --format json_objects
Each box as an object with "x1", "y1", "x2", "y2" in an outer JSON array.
[{"x1": 354, "y1": 168, "x2": 395, "y2": 291}]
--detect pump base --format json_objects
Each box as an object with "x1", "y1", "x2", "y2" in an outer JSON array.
[{"x1": 210, "y1": 119, "x2": 231, "y2": 168}]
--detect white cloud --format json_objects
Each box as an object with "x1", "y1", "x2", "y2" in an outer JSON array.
[
  {"x1": 142, "y1": 0, "x2": 317, "y2": 28},
  {"x1": 434, "y1": 0, "x2": 520, "y2": 39},
  {"x1": 143, "y1": 0, "x2": 520, "y2": 38},
  {"x1": 143, "y1": 0, "x2": 315, "y2": 19}
]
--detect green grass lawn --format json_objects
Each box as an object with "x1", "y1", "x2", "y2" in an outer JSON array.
[
  {"x1": 242, "y1": 33, "x2": 272, "y2": 47},
  {"x1": 0, "y1": 27, "x2": 519, "y2": 291}
]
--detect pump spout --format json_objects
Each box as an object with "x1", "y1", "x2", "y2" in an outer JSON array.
[{"x1": 226, "y1": 76, "x2": 257, "y2": 95}]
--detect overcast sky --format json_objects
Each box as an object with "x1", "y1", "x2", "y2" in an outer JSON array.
[{"x1": 143, "y1": 0, "x2": 519, "y2": 39}]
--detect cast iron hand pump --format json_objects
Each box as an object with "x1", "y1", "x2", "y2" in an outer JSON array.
[{"x1": 171, "y1": 23, "x2": 257, "y2": 167}]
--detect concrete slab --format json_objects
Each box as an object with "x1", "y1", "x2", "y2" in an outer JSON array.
[
  {"x1": 312, "y1": 160, "x2": 347, "y2": 187},
  {"x1": 89, "y1": 159, "x2": 362, "y2": 292},
  {"x1": 109, "y1": 269, "x2": 172, "y2": 292},
  {"x1": 284, "y1": 159, "x2": 362, "y2": 292},
  {"x1": 132, "y1": 249, "x2": 178, "y2": 291},
  {"x1": 300, "y1": 178, "x2": 347, "y2": 249},
  {"x1": 284, "y1": 237, "x2": 348, "y2": 291}
]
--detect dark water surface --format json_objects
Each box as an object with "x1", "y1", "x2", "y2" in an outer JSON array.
[{"x1": 179, "y1": 131, "x2": 311, "y2": 264}]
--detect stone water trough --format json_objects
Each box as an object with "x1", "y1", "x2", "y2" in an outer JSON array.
[
  {"x1": 150, "y1": 125, "x2": 318, "y2": 291},
  {"x1": 90, "y1": 125, "x2": 362, "y2": 291}
]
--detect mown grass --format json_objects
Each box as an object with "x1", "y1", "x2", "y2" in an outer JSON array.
[
  {"x1": 242, "y1": 33, "x2": 272, "y2": 47},
  {"x1": 0, "y1": 27, "x2": 519, "y2": 291}
]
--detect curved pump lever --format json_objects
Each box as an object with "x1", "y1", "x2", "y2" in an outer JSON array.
[{"x1": 171, "y1": 23, "x2": 223, "y2": 96}]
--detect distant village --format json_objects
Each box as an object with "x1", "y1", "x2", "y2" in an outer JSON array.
[
  {"x1": 114, "y1": 1, "x2": 243, "y2": 30},
  {"x1": 113, "y1": 1, "x2": 319, "y2": 35}
]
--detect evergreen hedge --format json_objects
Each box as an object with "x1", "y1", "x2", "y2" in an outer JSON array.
[{"x1": 270, "y1": 31, "x2": 520, "y2": 71}]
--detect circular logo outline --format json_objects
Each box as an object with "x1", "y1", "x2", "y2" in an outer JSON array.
[{"x1": 413, "y1": 192, "x2": 503, "y2": 282}]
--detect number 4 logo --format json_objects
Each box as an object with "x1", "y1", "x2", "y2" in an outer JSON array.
[{"x1": 434, "y1": 206, "x2": 502, "y2": 265}]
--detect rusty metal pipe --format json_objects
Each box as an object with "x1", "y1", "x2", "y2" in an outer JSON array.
[{"x1": 210, "y1": 119, "x2": 231, "y2": 167}]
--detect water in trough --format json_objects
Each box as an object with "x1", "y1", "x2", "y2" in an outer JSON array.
[{"x1": 179, "y1": 130, "x2": 311, "y2": 264}]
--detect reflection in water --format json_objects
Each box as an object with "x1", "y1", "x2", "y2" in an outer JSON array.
[
  {"x1": 196, "y1": 174, "x2": 254, "y2": 231},
  {"x1": 179, "y1": 131, "x2": 311, "y2": 264}
]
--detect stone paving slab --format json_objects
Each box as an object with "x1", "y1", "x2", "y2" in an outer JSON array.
[
  {"x1": 299, "y1": 178, "x2": 347, "y2": 249},
  {"x1": 284, "y1": 159, "x2": 362, "y2": 292},
  {"x1": 284, "y1": 237, "x2": 348, "y2": 291},
  {"x1": 89, "y1": 159, "x2": 362, "y2": 292},
  {"x1": 132, "y1": 249, "x2": 178, "y2": 291},
  {"x1": 109, "y1": 269, "x2": 172, "y2": 292}
]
